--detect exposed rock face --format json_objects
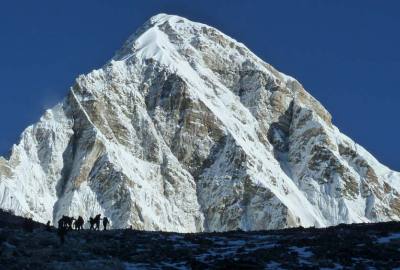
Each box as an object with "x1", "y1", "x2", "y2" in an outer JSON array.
[{"x1": 0, "y1": 14, "x2": 399, "y2": 232}]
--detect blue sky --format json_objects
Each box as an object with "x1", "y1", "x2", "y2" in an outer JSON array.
[{"x1": 0, "y1": 0, "x2": 399, "y2": 170}]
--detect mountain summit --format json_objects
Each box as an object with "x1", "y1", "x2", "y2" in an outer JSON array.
[{"x1": 0, "y1": 14, "x2": 399, "y2": 232}]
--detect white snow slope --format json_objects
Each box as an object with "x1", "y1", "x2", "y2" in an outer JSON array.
[{"x1": 0, "y1": 14, "x2": 399, "y2": 232}]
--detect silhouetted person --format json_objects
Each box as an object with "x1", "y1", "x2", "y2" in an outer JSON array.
[
  {"x1": 75, "y1": 216, "x2": 84, "y2": 230},
  {"x1": 46, "y1": 221, "x2": 51, "y2": 232},
  {"x1": 103, "y1": 217, "x2": 109, "y2": 231},
  {"x1": 63, "y1": 216, "x2": 75, "y2": 230},
  {"x1": 59, "y1": 216, "x2": 66, "y2": 229},
  {"x1": 94, "y1": 214, "x2": 101, "y2": 230},
  {"x1": 89, "y1": 217, "x2": 95, "y2": 230},
  {"x1": 58, "y1": 217, "x2": 64, "y2": 229}
]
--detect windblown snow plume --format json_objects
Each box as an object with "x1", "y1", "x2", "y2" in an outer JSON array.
[{"x1": 1, "y1": 14, "x2": 399, "y2": 232}]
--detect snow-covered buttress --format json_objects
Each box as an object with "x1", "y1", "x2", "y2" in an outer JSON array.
[{"x1": 1, "y1": 14, "x2": 399, "y2": 232}]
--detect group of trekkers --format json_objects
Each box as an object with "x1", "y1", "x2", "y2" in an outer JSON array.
[
  {"x1": 52, "y1": 214, "x2": 110, "y2": 244},
  {"x1": 56, "y1": 214, "x2": 109, "y2": 231}
]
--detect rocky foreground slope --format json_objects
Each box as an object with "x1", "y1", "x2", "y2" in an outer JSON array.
[
  {"x1": 0, "y1": 14, "x2": 399, "y2": 232},
  {"x1": 1, "y1": 210, "x2": 400, "y2": 269}
]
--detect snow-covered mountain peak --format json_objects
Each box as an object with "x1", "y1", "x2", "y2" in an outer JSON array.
[
  {"x1": 113, "y1": 13, "x2": 284, "y2": 78},
  {"x1": 1, "y1": 14, "x2": 399, "y2": 232}
]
